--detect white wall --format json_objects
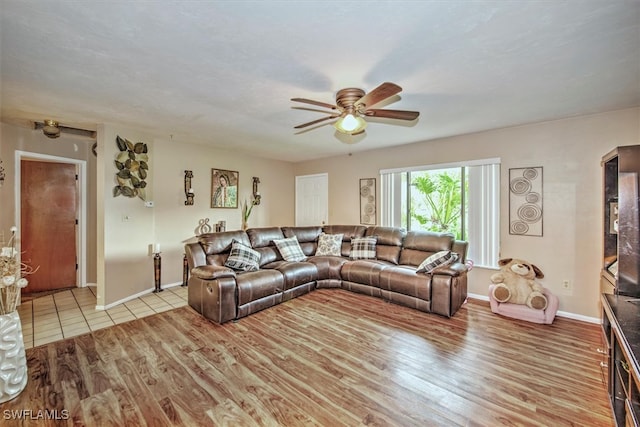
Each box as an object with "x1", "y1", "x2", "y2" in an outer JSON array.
[{"x1": 293, "y1": 108, "x2": 640, "y2": 318}]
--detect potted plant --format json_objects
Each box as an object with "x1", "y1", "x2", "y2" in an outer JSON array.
[{"x1": 0, "y1": 226, "x2": 34, "y2": 403}]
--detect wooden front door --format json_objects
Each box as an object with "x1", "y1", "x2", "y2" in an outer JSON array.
[{"x1": 21, "y1": 160, "x2": 77, "y2": 293}]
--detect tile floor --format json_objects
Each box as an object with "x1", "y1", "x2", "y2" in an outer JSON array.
[{"x1": 17, "y1": 285, "x2": 188, "y2": 349}]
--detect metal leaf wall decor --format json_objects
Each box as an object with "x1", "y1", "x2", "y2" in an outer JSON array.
[{"x1": 113, "y1": 135, "x2": 149, "y2": 200}]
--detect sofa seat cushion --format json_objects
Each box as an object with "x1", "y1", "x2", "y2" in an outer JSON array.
[
  {"x1": 236, "y1": 269, "x2": 284, "y2": 305},
  {"x1": 306, "y1": 256, "x2": 349, "y2": 280},
  {"x1": 379, "y1": 266, "x2": 431, "y2": 300},
  {"x1": 265, "y1": 261, "x2": 318, "y2": 290},
  {"x1": 341, "y1": 260, "x2": 389, "y2": 287}
]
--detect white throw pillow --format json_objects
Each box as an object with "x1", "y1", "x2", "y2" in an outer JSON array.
[{"x1": 315, "y1": 233, "x2": 343, "y2": 256}]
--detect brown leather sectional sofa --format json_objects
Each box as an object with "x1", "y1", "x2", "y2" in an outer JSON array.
[{"x1": 185, "y1": 225, "x2": 469, "y2": 324}]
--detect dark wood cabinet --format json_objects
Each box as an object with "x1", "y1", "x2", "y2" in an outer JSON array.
[
  {"x1": 601, "y1": 145, "x2": 640, "y2": 296},
  {"x1": 602, "y1": 294, "x2": 640, "y2": 427},
  {"x1": 602, "y1": 145, "x2": 640, "y2": 426}
]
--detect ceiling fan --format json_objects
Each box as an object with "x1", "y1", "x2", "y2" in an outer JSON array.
[
  {"x1": 33, "y1": 119, "x2": 96, "y2": 140},
  {"x1": 291, "y1": 82, "x2": 419, "y2": 135}
]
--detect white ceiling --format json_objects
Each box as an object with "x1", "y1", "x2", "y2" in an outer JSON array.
[{"x1": 1, "y1": 1, "x2": 639, "y2": 162}]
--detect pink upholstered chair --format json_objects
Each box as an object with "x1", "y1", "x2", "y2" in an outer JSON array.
[{"x1": 488, "y1": 284, "x2": 559, "y2": 324}]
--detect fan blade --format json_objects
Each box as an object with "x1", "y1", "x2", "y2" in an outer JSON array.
[
  {"x1": 364, "y1": 109, "x2": 420, "y2": 120},
  {"x1": 354, "y1": 82, "x2": 402, "y2": 109},
  {"x1": 294, "y1": 115, "x2": 339, "y2": 129},
  {"x1": 291, "y1": 98, "x2": 338, "y2": 110}
]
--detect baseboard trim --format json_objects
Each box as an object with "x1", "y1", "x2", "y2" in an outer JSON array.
[
  {"x1": 95, "y1": 281, "x2": 183, "y2": 310},
  {"x1": 467, "y1": 292, "x2": 600, "y2": 324}
]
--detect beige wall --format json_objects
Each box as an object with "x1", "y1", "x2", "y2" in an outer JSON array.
[
  {"x1": 96, "y1": 125, "x2": 295, "y2": 306},
  {"x1": 4, "y1": 107, "x2": 639, "y2": 317},
  {"x1": 150, "y1": 136, "x2": 295, "y2": 287},
  {"x1": 293, "y1": 108, "x2": 640, "y2": 319}
]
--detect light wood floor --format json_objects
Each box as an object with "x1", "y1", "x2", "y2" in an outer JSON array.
[{"x1": 1, "y1": 289, "x2": 613, "y2": 426}]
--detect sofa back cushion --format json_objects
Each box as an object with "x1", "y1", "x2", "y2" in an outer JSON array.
[
  {"x1": 282, "y1": 226, "x2": 322, "y2": 256},
  {"x1": 399, "y1": 231, "x2": 455, "y2": 266},
  {"x1": 199, "y1": 231, "x2": 251, "y2": 266},
  {"x1": 364, "y1": 226, "x2": 405, "y2": 264},
  {"x1": 246, "y1": 227, "x2": 285, "y2": 266},
  {"x1": 322, "y1": 225, "x2": 366, "y2": 257}
]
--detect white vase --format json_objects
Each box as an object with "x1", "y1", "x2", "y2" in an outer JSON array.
[{"x1": 0, "y1": 311, "x2": 27, "y2": 403}]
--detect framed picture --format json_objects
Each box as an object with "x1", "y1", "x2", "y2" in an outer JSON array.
[
  {"x1": 509, "y1": 167, "x2": 543, "y2": 236},
  {"x1": 211, "y1": 169, "x2": 239, "y2": 208},
  {"x1": 360, "y1": 178, "x2": 376, "y2": 225}
]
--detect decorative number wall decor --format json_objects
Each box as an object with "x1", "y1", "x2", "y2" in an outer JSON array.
[
  {"x1": 360, "y1": 178, "x2": 376, "y2": 225},
  {"x1": 509, "y1": 167, "x2": 543, "y2": 236}
]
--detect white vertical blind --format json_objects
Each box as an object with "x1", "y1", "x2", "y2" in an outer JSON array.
[{"x1": 465, "y1": 163, "x2": 500, "y2": 267}]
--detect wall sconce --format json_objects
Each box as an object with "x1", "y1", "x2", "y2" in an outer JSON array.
[
  {"x1": 252, "y1": 177, "x2": 261, "y2": 205},
  {"x1": 184, "y1": 170, "x2": 194, "y2": 205},
  {"x1": 0, "y1": 159, "x2": 5, "y2": 188}
]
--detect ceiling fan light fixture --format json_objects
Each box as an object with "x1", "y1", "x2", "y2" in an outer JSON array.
[
  {"x1": 42, "y1": 119, "x2": 61, "y2": 138},
  {"x1": 334, "y1": 113, "x2": 367, "y2": 135}
]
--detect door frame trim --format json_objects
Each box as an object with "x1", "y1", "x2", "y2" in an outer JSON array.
[{"x1": 14, "y1": 150, "x2": 87, "y2": 288}]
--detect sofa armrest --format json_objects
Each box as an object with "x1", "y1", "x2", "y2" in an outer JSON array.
[
  {"x1": 188, "y1": 275, "x2": 238, "y2": 324},
  {"x1": 191, "y1": 265, "x2": 236, "y2": 280},
  {"x1": 431, "y1": 262, "x2": 468, "y2": 277}
]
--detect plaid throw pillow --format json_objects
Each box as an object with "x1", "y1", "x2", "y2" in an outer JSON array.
[
  {"x1": 416, "y1": 250, "x2": 459, "y2": 274},
  {"x1": 274, "y1": 236, "x2": 306, "y2": 262},
  {"x1": 224, "y1": 240, "x2": 260, "y2": 271},
  {"x1": 350, "y1": 236, "x2": 377, "y2": 260},
  {"x1": 315, "y1": 233, "x2": 343, "y2": 256}
]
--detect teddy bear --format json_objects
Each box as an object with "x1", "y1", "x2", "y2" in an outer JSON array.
[{"x1": 491, "y1": 258, "x2": 548, "y2": 310}]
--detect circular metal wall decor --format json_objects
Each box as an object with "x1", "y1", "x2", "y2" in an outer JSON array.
[
  {"x1": 509, "y1": 167, "x2": 543, "y2": 236},
  {"x1": 359, "y1": 178, "x2": 376, "y2": 225}
]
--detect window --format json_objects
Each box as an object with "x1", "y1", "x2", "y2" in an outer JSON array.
[{"x1": 381, "y1": 158, "x2": 500, "y2": 268}]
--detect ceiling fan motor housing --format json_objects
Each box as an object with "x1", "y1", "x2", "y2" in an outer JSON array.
[{"x1": 336, "y1": 88, "x2": 366, "y2": 111}]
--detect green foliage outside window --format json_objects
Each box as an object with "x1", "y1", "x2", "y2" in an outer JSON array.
[{"x1": 410, "y1": 170, "x2": 464, "y2": 239}]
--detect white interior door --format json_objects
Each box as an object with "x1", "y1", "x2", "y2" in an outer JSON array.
[{"x1": 295, "y1": 173, "x2": 328, "y2": 226}]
